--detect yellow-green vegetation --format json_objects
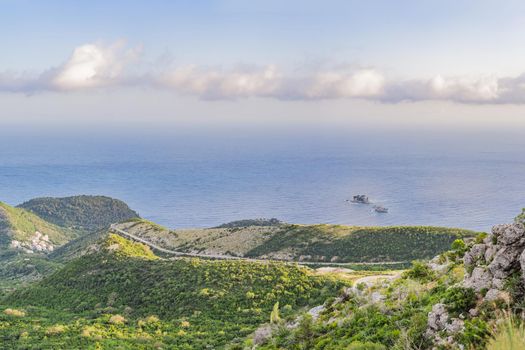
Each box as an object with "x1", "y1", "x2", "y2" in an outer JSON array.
[
  {"x1": 0, "y1": 235, "x2": 347, "y2": 349},
  {"x1": 3, "y1": 308, "x2": 25, "y2": 317},
  {"x1": 0, "y1": 202, "x2": 78, "y2": 246},
  {"x1": 18, "y1": 195, "x2": 140, "y2": 232},
  {"x1": 102, "y1": 233, "x2": 158, "y2": 260},
  {"x1": 516, "y1": 208, "x2": 525, "y2": 225},
  {"x1": 487, "y1": 314, "x2": 525, "y2": 350},
  {"x1": 116, "y1": 220, "x2": 477, "y2": 266}
]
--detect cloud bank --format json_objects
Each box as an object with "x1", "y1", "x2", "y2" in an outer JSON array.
[{"x1": 3, "y1": 42, "x2": 525, "y2": 104}]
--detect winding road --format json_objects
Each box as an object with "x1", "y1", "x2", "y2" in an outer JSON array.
[{"x1": 109, "y1": 224, "x2": 408, "y2": 267}]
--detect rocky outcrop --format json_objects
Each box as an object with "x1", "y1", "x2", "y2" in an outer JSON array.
[
  {"x1": 423, "y1": 221, "x2": 524, "y2": 350},
  {"x1": 10, "y1": 231, "x2": 54, "y2": 253},
  {"x1": 426, "y1": 303, "x2": 465, "y2": 349},
  {"x1": 462, "y1": 222, "x2": 525, "y2": 299}
]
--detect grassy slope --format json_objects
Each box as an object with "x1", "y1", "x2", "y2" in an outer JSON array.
[
  {"x1": 1, "y1": 234, "x2": 347, "y2": 349},
  {"x1": 0, "y1": 202, "x2": 78, "y2": 247},
  {"x1": 245, "y1": 224, "x2": 477, "y2": 262},
  {"x1": 116, "y1": 220, "x2": 478, "y2": 263},
  {"x1": 18, "y1": 195, "x2": 140, "y2": 232}
]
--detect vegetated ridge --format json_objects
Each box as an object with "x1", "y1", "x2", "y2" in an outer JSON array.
[
  {"x1": 115, "y1": 219, "x2": 478, "y2": 265},
  {"x1": 18, "y1": 195, "x2": 140, "y2": 232},
  {"x1": 0, "y1": 195, "x2": 139, "y2": 291}
]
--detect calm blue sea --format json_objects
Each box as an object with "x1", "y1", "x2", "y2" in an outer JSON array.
[{"x1": 0, "y1": 126, "x2": 523, "y2": 232}]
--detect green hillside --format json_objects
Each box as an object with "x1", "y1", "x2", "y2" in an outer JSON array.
[
  {"x1": 245, "y1": 224, "x2": 476, "y2": 262},
  {"x1": 0, "y1": 251, "x2": 63, "y2": 294},
  {"x1": 1, "y1": 234, "x2": 347, "y2": 349},
  {"x1": 18, "y1": 195, "x2": 140, "y2": 232},
  {"x1": 0, "y1": 202, "x2": 78, "y2": 249},
  {"x1": 115, "y1": 220, "x2": 478, "y2": 264}
]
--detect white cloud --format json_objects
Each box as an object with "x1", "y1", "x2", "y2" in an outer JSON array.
[
  {"x1": 4, "y1": 42, "x2": 525, "y2": 105},
  {"x1": 159, "y1": 65, "x2": 281, "y2": 99},
  {"x1": 304, "y1": 69, "x2": 385, "y2": 99},
  {"x1": 50, "y1": 42, "x2": 139, "y2": 90}
]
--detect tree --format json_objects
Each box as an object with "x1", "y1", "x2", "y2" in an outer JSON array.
[
  {"x1": 515, "y1": 208, "x2": 525, "y2": 225},
  {"x1": 270, "y1": 302, "x2": 280, "y2": 324}
]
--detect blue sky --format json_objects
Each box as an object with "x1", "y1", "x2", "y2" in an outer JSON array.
[{"x1": 2, "y1": 0, "x2": 525, "y2": 128}]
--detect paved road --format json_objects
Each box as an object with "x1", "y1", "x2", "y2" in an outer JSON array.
[{"x1": 109, "y1": 224, "x2": 409, "y2": 267}]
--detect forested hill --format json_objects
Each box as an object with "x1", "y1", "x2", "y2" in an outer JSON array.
[
  {"x1": 2, "y1": 233, "x2": 346, "y2": 349},
  {"x1": 18, "y1": 195, "x2": 139, "y2": 232}
]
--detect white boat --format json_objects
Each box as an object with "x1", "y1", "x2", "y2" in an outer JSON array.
[{"x1": 373, "y1": 205, "x2": 388, "y2": 213}]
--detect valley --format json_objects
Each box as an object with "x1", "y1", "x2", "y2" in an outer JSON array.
[{"x1": 0, "y1": 195, "x2": 522, "y2": 349}]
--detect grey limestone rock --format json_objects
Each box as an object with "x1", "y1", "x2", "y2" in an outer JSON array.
[
  {"x1": 463, "y1": 267, "x2": 493, "y2": 291},
  {"x1": 428, "y1": 303, "x2": 449, "y2": 331},
  {"x1": 488, "y1": 246, "x2": 522, "y2": 279},
  {"x1": 493, "y1": 223, "x2": 525, "y2": 246}
]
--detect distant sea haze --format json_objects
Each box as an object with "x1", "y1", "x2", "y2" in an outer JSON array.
[{"x1": 0, "y1": 127, "x2": 524, "y2": 232}]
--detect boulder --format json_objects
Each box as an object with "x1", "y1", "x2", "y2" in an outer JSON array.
[
  {"x1": 493, "y1": 224, "x2": 525, "y2": 246},
  {"x1": 445, "y1": 318, "x2": 465, "y2": 334},
  {"x1": 428, "y1": 303, "x2": 449, "y2": 331},
  {"x1": 464, "y1": 244, "x2": 486, "y2": 267},
  {"x1": 484, "y1": 289, "x2": 511, "y2": 303},
  {"x1": 428, "y1": 256, "x2": 450, "y2": 273},
  {"x1": 307, "y1": 305, "x2": 325, "y2": 320},
  {"x1": 252, "y1": 324, "x2": 273, "y2": 345},
  {"x1": 488, "y1": 246, "x2": 522, "y2": 279},
  {"x1": 491, "y1": 278, "x2": 504, "y2": 290},
  {"x1": 464, "y1": 267, "x2": 493, "y2": 291},
  {"x1": 484, "y1": 245, "x2": 500, "y2": 263}
]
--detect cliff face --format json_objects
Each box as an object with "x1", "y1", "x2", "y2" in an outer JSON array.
[{"x1": 463, "y1": 222, "x2": 525, "y2": 301}]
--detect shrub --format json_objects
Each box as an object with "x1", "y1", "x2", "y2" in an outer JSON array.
[
  {"x1": 457, "y1": 318, "x2": 490, "y2": 349},
  {"x1": 443, "y1": 287, "x2": 476, "y2": 315},
  {"x1": 45, "y1": 325, "x2": 67, "y2": 336},
  {"x1": 108, "y1": 314, "x2": 127, "y2": 325},
  {"x1": 270, "y1": 302, "x2": 280, "y2": 324},
  {"x1": 144, "y1": 315, "x2": 159, "y2": 324},
  {"x1": 81, "y1": 326, "x2": 98, "y2": 338},
  {"x1": 515, "y1": 208, "x2": 525, "y2": 225},
  {"x1": 451, "y1": 239, "x2": 467, "y2": 254},
  {"x1": 347, "y1": 341, "x2": 387, "y2": 350},
  {"x1": 3, "y1": 308, "x2": 25, "y2": 317},
  {"x1": 475, "y1": 232, "x2": 488, "y2": 244},
  {"x1": 404, "y1": 261, "x2": 435, "y2": 282},
  {"x1": 294, "y1": 314, "x2": 314, "y2": 347}
]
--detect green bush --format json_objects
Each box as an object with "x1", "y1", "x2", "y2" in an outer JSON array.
[
  {"x1": 404, "y1": 261, "x2": 435, "y2": 282},
  {"x1": 516, "y1": 208, "x2": 525, "y2": 225},
  {"x1": 443, "y1": 287, "x2": 476, "y2": 315},
  {"x1": 451, "y1": 239, "x2": 467, "y2": 254}
]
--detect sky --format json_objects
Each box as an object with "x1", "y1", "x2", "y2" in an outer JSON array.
[{"x1": 2, "y1": 0, "x2": 525, "y2": 130}]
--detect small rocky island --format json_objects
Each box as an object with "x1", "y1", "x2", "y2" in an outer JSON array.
[
  {"x1": 349, "y1": 194, "x2": 389, "y2": 213},
  {"x1": 350, "y1": 194, "x2": 370, "y2": 204}
]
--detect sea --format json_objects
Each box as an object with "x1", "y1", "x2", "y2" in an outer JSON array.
[{"x1": 0, "y1": 124, "x2": 524, "y2": 232}]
